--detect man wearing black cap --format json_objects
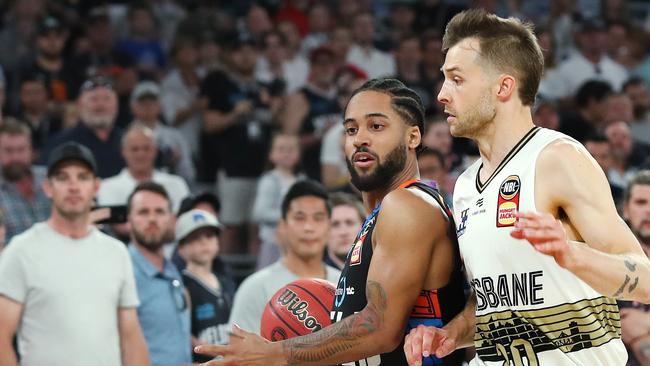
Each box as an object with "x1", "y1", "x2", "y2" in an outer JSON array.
[
  {"x1": 0, "y1": 142, "x2": 149, "y2": 366},
  {"x1": 41, "y1": 75, "x2": 125, "y2": 178},
  {"x1": 16, "y1": 15, "x2": 75, "y2": 105}
]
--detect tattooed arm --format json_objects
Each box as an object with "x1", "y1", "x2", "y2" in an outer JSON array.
[
  {"x1": 512, "y1": 139, "x2": 650, "y2": 303},
  {"x1": 194, "y1": 188, "x2": 450, "y2": 365}
]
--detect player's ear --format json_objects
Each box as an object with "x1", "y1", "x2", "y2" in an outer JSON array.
[
  {"x1": 407, "y1": 125, "x2": 420, "y2": 150},
  {"x1": 496, "y1": 74, "x2": 516, "y2": 102}
]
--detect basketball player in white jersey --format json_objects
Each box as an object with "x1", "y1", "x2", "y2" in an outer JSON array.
[{"x1": 404, "y1": 9, "x2": 650, "y2": 366}]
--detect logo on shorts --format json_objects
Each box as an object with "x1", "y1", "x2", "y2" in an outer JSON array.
[{"x1": 496, "y1": 175, "x2": 520, "y2": 227}]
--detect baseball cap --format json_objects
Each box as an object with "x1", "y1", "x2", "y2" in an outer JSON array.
[
  {"x1": 79, "y1": 75, "x2": 113, "y2": 94},
  {"x1": 131, "y1": 81, "x2": 160, "y2": 103},
  {"x1": 38, "y1": 15, "x2": 66, "y2": 35},
  {"x1": 309, "y1": 45, "x2": 336, "y2": 63},
  {"x1": 47, "y1": 142, "x2": 98, "y2": 176},
  {"x1": 176, "y1": 209, "x2": 222, "y2": 244}
]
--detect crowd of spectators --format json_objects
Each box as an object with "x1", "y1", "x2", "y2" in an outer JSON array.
[{"x1": 0, "y1": 0, "x2": 650, "y2": 365}]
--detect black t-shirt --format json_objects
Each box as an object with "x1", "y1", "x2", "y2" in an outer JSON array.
[
  {"x1": 41, "y1": 122, "x2": 125, "y2": 178},
  {"x1": 199, "y1": 70, "x2": 271, "y2": 179},
  {"x1": 331, "y1": 181, "x2": 466, "y2": 366},
  {"x1": 182, "y1": 270, "x2": 234, "y2": 363},
  {"x1": 298, "y1": 86, "x2": 340, "y2": 181}
]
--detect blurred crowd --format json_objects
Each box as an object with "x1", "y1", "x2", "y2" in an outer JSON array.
[{"x1": 0, "y1": 0, "x2": 650, "y2": 365}]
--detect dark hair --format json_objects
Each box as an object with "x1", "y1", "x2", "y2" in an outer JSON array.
[
  {"x1": 442, "y1": 9, "x2": 544, "y2": 106},
  {"x1": 127, "y1": 181, "x2": 171, "y2": 214},
  {"x1": 177, "y1": 192, "x2": 221, "y2": 216},
  {"x1": 583, "y1": 132, "x2": 609, "y2": 144},
  {"x1": 575, "y1": 80, "x2": 613, "y2": 108},
  {"x1": 281, "y1": 180, "x2": 331, "y2": 219},
  {"x1": 625, "y1": 170, "x2": 650, "y2": 204},
  {"x1": 419, "y1": 147, "x2": 446, "y2": 166},
  {"x1": 0, "y1": 118, "x2": 32, "y2": 138},
  {"x1": 347, "y1": 78, "x2": 426, "y2": 152},
  {"x1": 330, "y1": 192, "x2": 365, "y2": 221},
  {"x1": 623, "y1": 76, "x2": 646, "y2": 92}
]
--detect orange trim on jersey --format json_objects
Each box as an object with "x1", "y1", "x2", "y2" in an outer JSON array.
[
  {"x1": 411, "y1": 289, "x2": 442, "y2": 319},
  {"x1": 398, "y1": 179, "x2": 419, "y2": 189}
]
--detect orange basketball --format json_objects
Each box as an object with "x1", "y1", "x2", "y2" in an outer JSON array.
[{"x1": 261, "y1": 278, "x2": 335, "y2": 341}]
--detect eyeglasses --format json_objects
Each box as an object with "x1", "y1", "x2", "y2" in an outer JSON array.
[{"x1": 80, "y1": 76, "x2": 113, "y2": 93}]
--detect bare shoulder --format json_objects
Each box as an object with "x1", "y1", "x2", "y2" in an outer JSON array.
[
  {"x1": 377, "y1": 188, "x2": 447, "y2": 242},
  {"x1": 536, "y1": 137, "x2": 611, "y2": 209}
]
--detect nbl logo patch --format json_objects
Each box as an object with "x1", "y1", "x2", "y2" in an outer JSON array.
[{"x1": 496, "y1": 175, "x2": 520, "y2": 227}]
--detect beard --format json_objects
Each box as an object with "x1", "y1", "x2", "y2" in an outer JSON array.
[
  {"x1": 633, "y1": 226, "x2": 650, "y2": 246},
  {"x1": 132, "y1": 226, "x2": 170, "y2": 252},
  {"x1": 81, "y1": 111, "x2": 114, "y2": 130},
  {"x1": 2, "y1": 162, "x2": 31, "y2": 181},
  {"x1": 449, "y1": 90, "x2": 496, "y2": 138},
  {"x1": 346, "y1": 142, "x2": 407, "y2": 192}
]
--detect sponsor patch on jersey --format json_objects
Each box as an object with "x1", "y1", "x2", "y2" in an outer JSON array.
[
  {"x1": 349, "y1": 235, "x2": 364, "y2": 266},
  {"x1": 496, "y1": 175, "x2": 520, "y2": 227}
]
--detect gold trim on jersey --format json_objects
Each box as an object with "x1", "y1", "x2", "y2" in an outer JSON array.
[
  {"x1": 475, "y1": 126, "x2": 542, "y2": 193},
  {"x1": 474, "y1": 296, "x2": 621, "y2": 363}
]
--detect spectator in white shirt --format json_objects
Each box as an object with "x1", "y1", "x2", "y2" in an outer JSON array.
[
  {"x1": 98, "y1": 123, "x2": 189, "y2": 215},
  {"x1": 552, "y1": 18, "x2": 628, "y2": 100},
  {"x1": 346, "y1": 12, "x2": 396, "y2": 79}
]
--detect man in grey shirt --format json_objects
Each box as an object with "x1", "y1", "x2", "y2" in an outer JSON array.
[
  {"x1": 229, "y1": 180, "x2": 341, "y2": 334},
  {"x1": 0, "y1": 142, "x2": 149, "y2": 366}
]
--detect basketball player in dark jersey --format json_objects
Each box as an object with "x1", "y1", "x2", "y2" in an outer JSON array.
[{"x1": 195, "y1": 78, "x2": 466, "y2": 365}]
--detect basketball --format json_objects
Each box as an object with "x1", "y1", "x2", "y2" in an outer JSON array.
[{"x1": 260, "y1": 278, "x2": 335, "y2": 341}]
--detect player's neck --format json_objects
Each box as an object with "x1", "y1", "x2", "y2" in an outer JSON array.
[
  {"x1": 362, "y1": 156, "x2": 419, "y2": 211},
  {"x1": 47, "y1": 212, "x2": 91, "y2": 239},
  {"x1": 475, "y1": 106, "x2": 535, "y2": 176},
  {"x1": 283, "y1": 253, "x2": 327, "y2": 279}
]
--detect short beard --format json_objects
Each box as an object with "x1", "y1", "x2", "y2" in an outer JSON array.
[
  {"x1": 82, "y1": 115, "x2": 114, "y2": 130},
  {"x1": 2, "y1": 162, "x2": 31, "y2": 181},
  {"x1": 346, "y1": 142, "x2": 406, "y2": 192},
  {"x1": 633, "y1": 227, "x2": 650, "y2": 246},
  {"x1": 451, "y1": 88, "x2": 496, "y2": 138},
  {"x1": 132, "y1": 229, "x2": 167, "y2": 252}
]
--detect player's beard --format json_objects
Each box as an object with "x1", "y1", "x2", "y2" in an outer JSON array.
[
  {"x1": 2, "y1": 162, "x2": 31, "y2": 181},
  {"x1": 346, "y1": 142, "x2": 406, "y2": 192},
  {"x1": 450, "y1": 89, "x2": 496, "y2": 139}
]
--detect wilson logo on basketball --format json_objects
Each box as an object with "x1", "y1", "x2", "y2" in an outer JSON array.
[{"x1": 276, "y1": 289, "x2": 324, "y2": 331}]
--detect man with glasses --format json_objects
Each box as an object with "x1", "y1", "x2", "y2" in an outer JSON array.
[
  {"x1": 126, "y1": 181, "x2": 192, "y2": 366},
  {"x1": 0, "y1": 142, "x2": 149, "y2": 366},
  {"x1": 41, "y1": 75, "x2": 125, "y2": 178}
]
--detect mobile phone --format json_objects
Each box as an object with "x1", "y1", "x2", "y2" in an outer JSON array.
[{"x1": 92, "y1": 205, "x2": 128, "y2": 224}]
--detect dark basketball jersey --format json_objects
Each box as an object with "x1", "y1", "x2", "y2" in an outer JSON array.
[
  {"x1": 182, "y1": 270, "x2": 233, "y2": 363},
  {"x1": 330, "y1": 181, "x2": 466, "y2": 366}
]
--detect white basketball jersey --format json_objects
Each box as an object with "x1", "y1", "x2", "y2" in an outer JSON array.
[{"x1": 453, "y1": 127, "x2": 627, "y2": 366}]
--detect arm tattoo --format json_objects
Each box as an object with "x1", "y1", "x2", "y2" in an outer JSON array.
[
  {"x1": 613, "y1": 275, "x2": 631, "y2": 298},
  {"x1": 625, "y1": 257, "x2": 638, "y2": 272},
  {"x1": 629, "y1": 277, "x2": 640, "y2": 293},
  {"x1": 282, "y1": 280, "x2": 388, "y2": 365}
]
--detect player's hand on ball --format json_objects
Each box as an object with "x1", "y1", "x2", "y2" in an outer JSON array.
[
  {"x1": 404, "y1": 325, "x2": 456, "y2": 366},
  {"x1": 194, "y1": 325, "x2": 280, "y2": 366},
  {"x1": 511, "y1": 211, "x2": 574, "y2": 268}
]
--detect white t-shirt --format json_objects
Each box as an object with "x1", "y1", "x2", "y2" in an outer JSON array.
[
  {"x1": 346, "y1": 45, "x2": 396, "y2": 79},
  {"x1": 98, "y1": 168, "x2": 190, "y2": 213},
  {"x1": 0, "y1": 222, "x2": 139, "y2": 366},
  {"x1": 228, "y1": 260, "x2": 341, "y2": 335}
]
